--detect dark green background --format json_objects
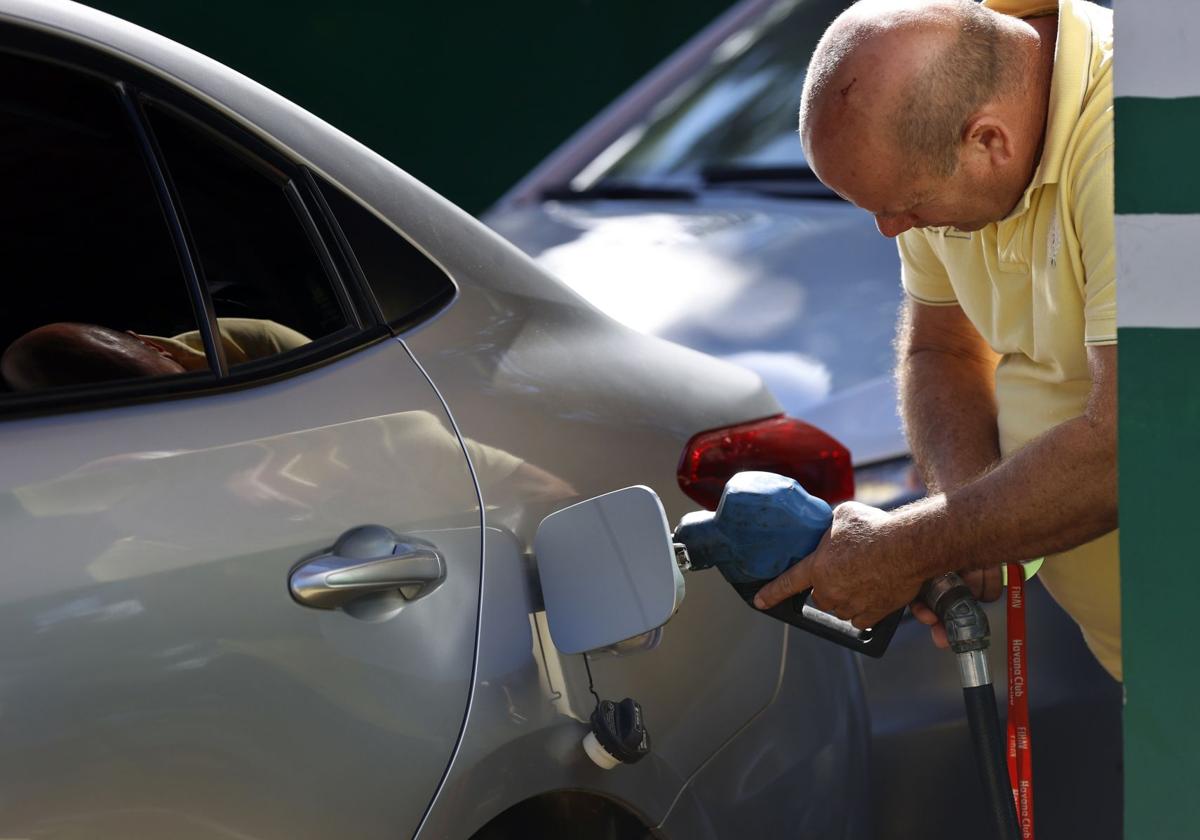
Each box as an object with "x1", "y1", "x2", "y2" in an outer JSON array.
[{"x1": 83, "y1": 1, "x2": 733, "y2": 214}]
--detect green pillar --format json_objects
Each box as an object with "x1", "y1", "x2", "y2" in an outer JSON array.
[{"x1": 1115, "y1": 2, "x2": 1200, "y2": 836}]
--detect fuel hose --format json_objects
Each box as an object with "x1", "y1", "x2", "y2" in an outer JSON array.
[
  {"x1": 921, "y1": 573, "x2": 1020, "y2": 840},
  {"x1": 964, "y1": 683, "x2": 1018, "y2": 839}
]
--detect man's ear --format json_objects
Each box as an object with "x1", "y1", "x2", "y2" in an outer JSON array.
[{"x1": 960, "y1": 113, "x2": 1015, "y2": 169}]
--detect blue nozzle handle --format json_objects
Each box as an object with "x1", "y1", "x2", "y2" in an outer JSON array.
[
  {"x1": 675, "y1": 472, "x2": 831, "y2": 582},
  {"x1": 674, "y1": 471, "x2": 903, "y2": 658}
]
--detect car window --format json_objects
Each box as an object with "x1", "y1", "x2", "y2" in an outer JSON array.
[
  {"x1": 592, "y1": 0, "x2": 848, "y2": 186},
  {"x1": 145, "y1": 102, "x2": 350, "y2": 367},
  {"x1": 316, "y1": 179, "x2": 456, "y2": 332},
  {"x1": 0, "y1": 51, "x2": 206, "y2": 393}
]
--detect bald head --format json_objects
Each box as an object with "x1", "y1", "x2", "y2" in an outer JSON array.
[
  {"x1": 801, "y1": 0, "x2": 1020, "y2": 179},
  {"x1": 1, "y1": 323, "x2": 186, "y2": 391}
]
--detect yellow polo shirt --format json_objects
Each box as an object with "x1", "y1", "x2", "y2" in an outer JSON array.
[{"x1": 897, "y1": 0, "x2": 1120, "y2": 679}]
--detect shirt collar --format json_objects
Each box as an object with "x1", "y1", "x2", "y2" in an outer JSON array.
[{"x1": 993, "y1": 0, "x2": 1094, "y2": 221}]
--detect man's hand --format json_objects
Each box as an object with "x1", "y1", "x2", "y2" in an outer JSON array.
[
  {"x1": 909, "y1": 566, "x2": 1003, "y2": 648},
  {"x1": 752, "y1": 501, "x2": 926, "y2": 629}
]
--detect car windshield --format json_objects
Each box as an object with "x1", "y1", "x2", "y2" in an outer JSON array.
[{"x1": 585, "y1": 0, "x2": 850, "y2": 187}]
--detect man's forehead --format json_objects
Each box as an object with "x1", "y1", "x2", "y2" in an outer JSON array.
[
  {"x1": 810, "y1": 139, "x2": 923, "y2": 215},
  {"x1": 818, "y1": 21, "x2": 950, "y2": 102}
]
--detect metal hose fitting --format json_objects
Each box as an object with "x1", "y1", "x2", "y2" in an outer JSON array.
[{"x1": 920, "y1": 572, "x2": 992, "y2": 688}]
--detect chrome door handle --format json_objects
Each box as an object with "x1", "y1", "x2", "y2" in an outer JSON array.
[{"x1": 289, "y1": 525, "x2": 445, "y2": 610}]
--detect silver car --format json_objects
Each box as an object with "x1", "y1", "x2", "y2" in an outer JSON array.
[
  {"x1": 0, "y1": 2, "x2": 873, "y2": 838},
  {"x1": 486, "y1": 0, "x2": 1122, "y2": 837}
]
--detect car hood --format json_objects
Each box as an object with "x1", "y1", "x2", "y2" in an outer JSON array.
[{"x1": 486, "y1": 195, "x2": 909, "y2": 463}]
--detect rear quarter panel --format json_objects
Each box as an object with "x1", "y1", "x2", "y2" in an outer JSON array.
[{"x1": 400, "y1": 245, "x2": 869, "y2": 836}]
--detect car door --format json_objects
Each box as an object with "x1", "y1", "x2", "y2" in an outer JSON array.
[{"x1": 0, "y1": 39, "x2": 479, "y2": 840}]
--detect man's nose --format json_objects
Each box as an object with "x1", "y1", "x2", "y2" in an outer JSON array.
[{"x1": 875, "y1": 214, "x2": 915, "y2": 238}]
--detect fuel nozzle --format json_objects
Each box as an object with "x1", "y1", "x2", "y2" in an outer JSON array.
[
  {"x1": 673, "y1": 471, "x2": 830, "y2": 583},
  {"x1": 671, "y1": 471, "x2": 903, "y2": 658}
]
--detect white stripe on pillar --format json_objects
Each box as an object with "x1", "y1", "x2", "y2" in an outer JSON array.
[
  {"x1": 1115, "y1": 2, "x2": 1200, "y2": 98},
  {"x1": 1117, "y1": 214, "x2": 1200, "y2": 328}
]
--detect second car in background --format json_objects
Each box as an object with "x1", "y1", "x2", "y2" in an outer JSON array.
[{"x1": 484, "y1": 0, "x2": 1124, "y2": 837}]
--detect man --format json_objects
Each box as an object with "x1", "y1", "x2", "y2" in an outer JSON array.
[{"x1": 754, "y1": 0, "x2": 1119, "y2": 681}]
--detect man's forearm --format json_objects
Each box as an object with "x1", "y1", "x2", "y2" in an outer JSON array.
[
  {"x1": 898, "y1": 328, "x2": 1000, "y2": 493},
  {"x1": 892, "y1": 404, "x2": 1117, "y2": 580}
]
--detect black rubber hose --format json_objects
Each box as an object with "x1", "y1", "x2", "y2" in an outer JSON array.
[{"x1": 963, "y1": 683, "x2": 1021, "y2": 840}]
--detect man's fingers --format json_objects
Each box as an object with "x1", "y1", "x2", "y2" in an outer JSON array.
[
  {"x1": 753, "y1": 557, "x2": 812, "y2": 610},
  {"x1": 809, "y1": 589, "x2": 828, "y2": 613},
  {"x1": 910, "y1": 598, "x2": 950, "y2": 647},
  {"x1": 851, "y1": 612, "x2": 883, "y2": 630},
  {"x1": 961, "y1": 569, "x2": 984, "y2": 598},
  {"x1": 909, "y1": 600, "x2": 938, "y2": 626},
  {"x1": 960, "y1": 567, "x2": 1004, "y2": 603},
  {"x1": 980, "y1": 566, "x2": 1004, "y2": 602}
]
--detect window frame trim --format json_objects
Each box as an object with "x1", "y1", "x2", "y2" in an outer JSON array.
[
  {"x1": 310, "y1": 173, "x2": 459, "y2": 335},
  {"x1": 136, "y1": 94, "x2": 376, "y2": 344},
  {"x1": 300, "y1": 167, "x2": 389, "y2": 328},
  {"x1": 118, "y1": 82, "x2": 230, "y2": 376}
]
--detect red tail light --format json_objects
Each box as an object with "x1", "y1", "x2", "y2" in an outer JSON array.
[{"x1": 677, "y1": 414, "x2": 854, "y2": 510}]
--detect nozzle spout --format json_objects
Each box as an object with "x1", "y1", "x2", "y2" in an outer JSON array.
[{"x1": 672, "y1": 509, "x2": 730, "y2": 571}]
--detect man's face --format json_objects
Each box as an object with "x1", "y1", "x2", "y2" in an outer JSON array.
[{"x1": 809, "y1": 135, "x2": 1013, "y2": 238}]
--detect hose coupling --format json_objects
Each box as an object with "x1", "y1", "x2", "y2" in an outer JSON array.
[{"x1": 920, "y1": 572, "x2": 991, "y2": 654}]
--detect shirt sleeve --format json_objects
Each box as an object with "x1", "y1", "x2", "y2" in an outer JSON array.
[
  {"x1": 897, "y1": 230, "x2": 958, "y2": 305},
  {"x1": 1071, "y1": 140, "x2": 1116, "y2": 346},
  {"x1": 462, "y1": 437, "x2": 525, "y2": 486}
]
